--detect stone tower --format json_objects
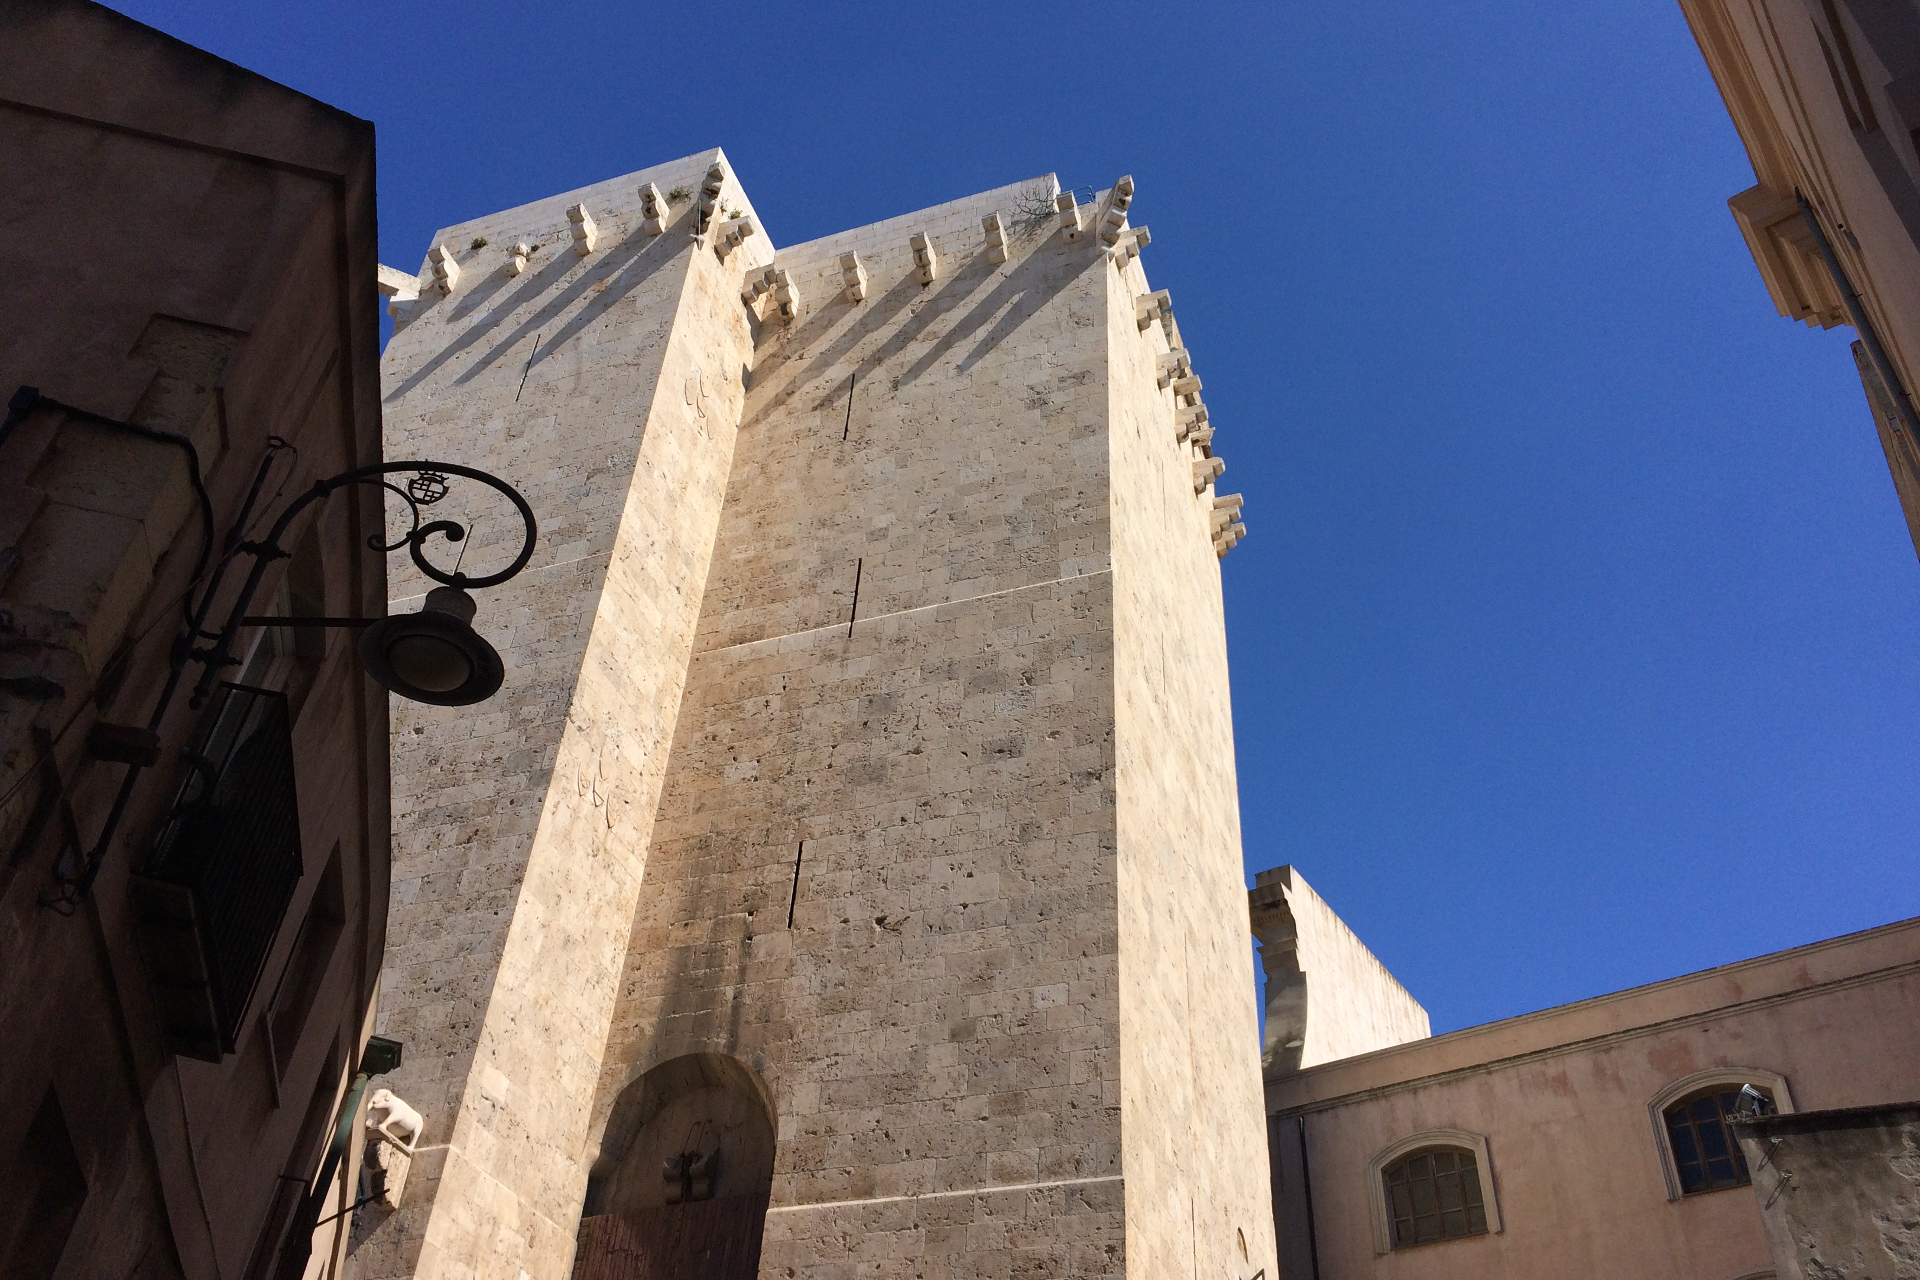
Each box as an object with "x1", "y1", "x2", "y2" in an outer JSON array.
[{"x1": 361, "y1": 149, "x2": 1267, "y2": 1280}]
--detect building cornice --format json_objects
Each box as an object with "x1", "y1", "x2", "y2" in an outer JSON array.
[{"x1": 1267, "y1": 915, "x2": 1920, "y2": 1115}]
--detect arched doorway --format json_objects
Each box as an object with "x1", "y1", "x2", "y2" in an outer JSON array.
[{"x1": 574, "y1": 1054, "x2": 775, "y2": 1280}]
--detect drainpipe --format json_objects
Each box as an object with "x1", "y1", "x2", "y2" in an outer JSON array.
[
  {"x1": 1797, "y1": 191, "x2": 1920, "y2": 447},
  {"x1": 278, "y1": 1036, "x2": 403, "y2": 1279},
  {"x1": 1297, "y1": 1115, "x2": 1323, "y2": 1280}
]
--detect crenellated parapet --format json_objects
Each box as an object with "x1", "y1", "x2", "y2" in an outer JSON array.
[{"x1": 366, "y1": 153, "x2": 1265, "y2": 1280}]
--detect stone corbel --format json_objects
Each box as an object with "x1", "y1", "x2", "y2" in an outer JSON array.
[
  {"x1": 1111, "y1": 225, "x2": 1150, "y2": 265},
  {"x1": 426, "y1": 244, "x2": 461, "y2": 296},
  {"x1": 1728, "y1": 184, "x2": 1847, "y2": 329},
  {"x1": 715, "y1": 216, "x2": 758, "y2": 262},
  {"x1": 1211, "y1": 493, "x2": 1245, "y2": 556},
  {"x1": 567, "y1": 204, "x2": 598, "y2": 257},
  {"x1": 743, "y1": 265, "x2": 774, "y2": 307},
  {"x1": 639, "y1": 183, "x2": 669, "y2": 236},
  {"x1": 1056, "y1": 191, "x2": 1083, "y2": 242},
  {"x1": 1136, "y1": 288, "x2": 1170, "y2": 332},
  {"x1": 1157, "y1": 349, "x2": 1192, "y2": 390},
  {"x1": 911, "y1": 232, "x2": 939, "y2": 285},
  {"x1": 982, "y1": 212, "x2": 1010, "y2": 264},
  {"x1": 377, "y1": 263, "x2": 420, "y2": 317},
  {"x1": 1099, "y1": 174, "x2": 1134, "y2": 245},
  {"x1": 771, "y1": 267, "x2": 801, "y2": 322},
  {"x1": 505, "y1": 241, "x2": 530, "y2": 276},
  {"x1": 1177, "y1": 404, "x2": 1209, "y2": 443},
  {"x1": 1192, "y1": 454, "x2": 1225, "y2": 495},
  {"x1": 841, "y1": 252, "x2": 868, "y2": 303},
  {"x1": 696, "y1": 161, "x2": 727, "y2": 239}
]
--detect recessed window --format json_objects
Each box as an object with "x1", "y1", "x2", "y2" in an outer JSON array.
[
  {"x1": 0, "y1": 1089, "x2": 88, "y2": 1279},
  {"x1": 263, "y1": 844, "x2": 346, "y2": 1094},
  {"x1": 1647, "y1": 1068, "x2": 1792, "y2": 1201},
  {"x1": 1383, "y1": 1146, "x2": 1488, "y2": 1248},
  {"x1": 1663, "y1": 1085, "x2": 1773, "y2": 1195}
]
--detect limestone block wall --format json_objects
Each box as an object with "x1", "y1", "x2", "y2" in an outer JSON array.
[
  {"x1": 591, "y1": 176, "x2": 1134, "y2": 1278},
  {"x1": 1249, "y1": 865, "x2": 1429, "y2": 1074},
  {"x1": 1103, "y1": 209, "x2": 1277, "y2": 1280},
  {"x1": 586, "y1": 174, "x2": 1274, "y2": 1279},
  {"x1": 365, "y1": 157, "x2": 1273, "y2": 1280},
  {"x1": 361, "y1": 150, "x2": 770, "y2": 1280}
]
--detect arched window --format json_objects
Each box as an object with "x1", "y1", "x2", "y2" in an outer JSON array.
[
  {"x1": 1647, "y1": 1068, "x2": 1794, "y2": 1201},
  {"x1": 1365, "y1": 1129, "x2": 1502, "y2": 1254},
  {"x1": 1663, "y1": 1085, "x2": 1772, "y2": 1195},
  {"x1": 1384, "y1": 1147, "x2": 1488, "y2": 1247}
]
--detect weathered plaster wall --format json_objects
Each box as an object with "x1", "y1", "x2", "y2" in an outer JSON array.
[
  {"x1": 1267, "y1": 919, "x2": 1920, "y2": 1280},
  {"x1": 361, "y1": 149, "x2": 770, "y2": 1280},
  {"x1": 1249, "y1": 865, "x2": 1429, "y2": 1075},
  {"x1": 1735, "y1": 1104, "x2": 1920, "y2": 1280}
]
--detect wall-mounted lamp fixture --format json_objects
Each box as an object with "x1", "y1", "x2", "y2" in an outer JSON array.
[
  {"x1": 2, "y1": 387, "x2": 539, "y2": 905},
  {"x1": 222, "y1": 453, "x2": 535, "y2": 711},
  {"x1": 357, "y1": 585, "x2": 504, "y2": 706}
]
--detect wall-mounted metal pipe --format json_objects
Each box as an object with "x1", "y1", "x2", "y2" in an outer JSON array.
[
  {"x1": 277, "y1": 1036, "x2": 402, "y2": 1280},
  {"x1": 1298, "y1": 1114, "x2": 1323, "y2": 1280}
]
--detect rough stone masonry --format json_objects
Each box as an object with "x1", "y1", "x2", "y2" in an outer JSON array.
[{"x1": 359, "y1": 147, "x2": 1266, "y2": 1280}]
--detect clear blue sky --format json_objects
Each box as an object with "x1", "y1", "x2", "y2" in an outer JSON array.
[{"x1": 113, "y1": 0, "x2": 1920, "y2": 1034}]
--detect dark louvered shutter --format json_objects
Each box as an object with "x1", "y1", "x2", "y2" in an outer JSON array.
[{"x1": 131, "y1": 683, "x2": 303, "y2": 1061}]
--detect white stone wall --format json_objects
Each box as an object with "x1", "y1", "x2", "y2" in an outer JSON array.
[
  {"x1": 597, "y1": 175, "x2": 1133, "y2": 1278},
  {"x1": 363, "y1": 149, "x2": 769, "y2": 1280},
  {"x1": 366, "y1": 158, "x2": 1274, "y2": 1280},
  {"x1": 1249, "y1": 865, "x2": 1429, "y2": 1073},
  {"x1": 1103, "y1": 191, "x2": 1278, "y2": 1280}
]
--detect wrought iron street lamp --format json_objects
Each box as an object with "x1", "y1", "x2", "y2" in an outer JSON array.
[{"x1": 2, "y1": 387, "x2": 539, "y2": 904}]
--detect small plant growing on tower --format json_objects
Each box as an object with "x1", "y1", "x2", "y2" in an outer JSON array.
[
  {"x1": 469, "y1": 236, "x2": 489, "y2": 251},
  {"x1": 666, "y1": 186, "x2": 690, "y2": 202},
  {"x1": 1013, "y1": 184, "x2": 1058, "y2": 239}
]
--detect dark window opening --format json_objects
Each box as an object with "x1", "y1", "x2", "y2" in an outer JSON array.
[
  {"x1": 236, "y1": 519, "x2": 328, "y2": 724},
  {"x1": 0, "y1": 1088, "x2": 89, "y2": 1280},
  {"x1": 1384, "y1": 1146, "x2": 1487, "y2": 1248},
  {"x1": 130, "y1": 682, "x2": 304, "y2": 1060},
  {"x1": 264, "y1": 844, "x2": 346, "y2": 1092},
  {"x1": 1665, "y1": 1085, "x2": 1774, "y2": 1195},
  {"x1": 1819, "y1": 0, "x2": 1882, "y2": 132}
]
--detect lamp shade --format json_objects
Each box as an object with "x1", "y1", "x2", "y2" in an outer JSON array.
[{"x1": 357, "y1": 587, "x2": 504, "y2": 706}]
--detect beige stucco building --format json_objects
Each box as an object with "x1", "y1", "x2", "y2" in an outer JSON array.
[
  {"x1": 1678, "y1": 0, "x2": 1920, "y2": 554},
  {"x1": 355, "y1": 152, "x2": 1267, "y2": 1280},
  {"x1": 1260, "y1": 905, "x2": 1920, "y2": 1280}
]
